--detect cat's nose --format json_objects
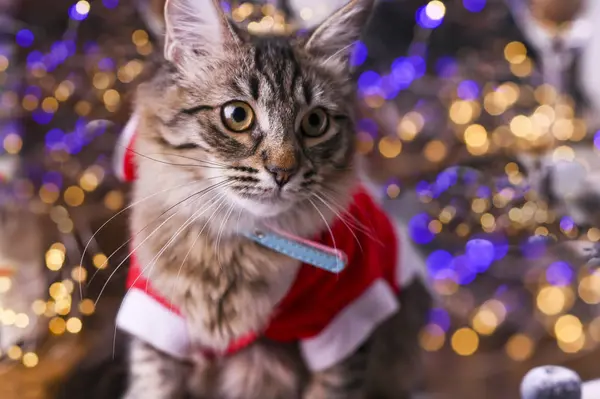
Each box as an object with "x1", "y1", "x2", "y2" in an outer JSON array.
[{"x1": 265, "y1": 164, "x2": 297, "y2": 187}]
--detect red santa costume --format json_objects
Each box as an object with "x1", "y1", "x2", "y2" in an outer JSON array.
[{"x1": 114, "y1": 114, "x2": 426, "y2": 372}]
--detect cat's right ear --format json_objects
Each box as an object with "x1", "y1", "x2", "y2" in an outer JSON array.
[
  {"x1": 304, "y1": 0, "x2": 375, "y2": 67},
  {"x1": 163, "y1": 0, "x2": 240, "y2": 65}
]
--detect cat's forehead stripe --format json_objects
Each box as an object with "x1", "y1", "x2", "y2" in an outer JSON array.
[{"x1": 251, "y1": 38, "x2": 306, "y2": 105}]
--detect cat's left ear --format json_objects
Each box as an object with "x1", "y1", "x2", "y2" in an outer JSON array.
[
  {"x1": 304, "y1": 0, "x2": 375, "y2": 67},
  {"x1": 163, "y1": 0, "x2": 241, "y2": 65}
]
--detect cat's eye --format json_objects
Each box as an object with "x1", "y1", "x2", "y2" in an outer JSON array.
[
  {"x1": 301, "y1": 108, "x2": 329, "y2": 138},
  {"x1": 221, "y1": 101, "x2": 255, "y2": 132}
]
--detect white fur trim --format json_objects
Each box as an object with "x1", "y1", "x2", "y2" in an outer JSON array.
[
  {"x1": 113, "y1": 113, "x2": 139, "y2": 181},
  {"x1": 116, "y1": 288, "x2": 191, "y2": 360},
  {"x1": 300, "y1": 279, "x2": 399, "y2": 371}
]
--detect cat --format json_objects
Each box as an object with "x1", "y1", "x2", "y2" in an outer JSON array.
[{"x1": 116, "y1": 0, "x2": 431, "y2": 398}]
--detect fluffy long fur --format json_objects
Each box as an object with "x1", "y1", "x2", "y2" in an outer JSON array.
[{"x1": 122, "y1": 0, "x2": 430, "y2": 398}]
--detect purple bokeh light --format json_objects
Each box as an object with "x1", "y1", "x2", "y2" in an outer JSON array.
[
  {"x1": 457, "y1": 80, "x2": 480, "y2": 100},
  {"x1": 409, "y1": 213, "x2": 435, "y2": 244},
  {"x1": 416, "y1": 6, "x2": 444, "y2": 29},
  {"x1": 463, "y1": 0, "x2": 486, "y2": 12},
  {"x1": 16, "y1": 29, "x2": 34, "y2": 47},
  {"x1": 350, "y1": 41, "x2": 368, "y2": 68},
  {"x1": 546, "y1": 261, "x2": 573, "y2": 286},
  {"x1": 427, "y1": 250, "x2": 453, "y2": 278},
  {"x1": 428, "y1": 308, "x2": 451, "y2": 331}
]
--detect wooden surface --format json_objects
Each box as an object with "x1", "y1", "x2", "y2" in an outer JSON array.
[{"x1": 0, "y1": 337, "x2": 86, "y2": 399}]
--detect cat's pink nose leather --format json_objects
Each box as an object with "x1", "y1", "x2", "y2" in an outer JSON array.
[{"x1": 265, "y1": 164, "x2": 297, "y2": 187}]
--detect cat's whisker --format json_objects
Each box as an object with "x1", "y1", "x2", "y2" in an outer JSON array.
[
  {"x1": 308, "y1": 197, "x2": 339, "y2": 271},
  {"x1": 112, "y1": 191, "x2": 230, "y2": 360},
  {"x1": 215, "y1": 202, "x2": 236, "y2": 271},
  {"x1": 87, "y1": 178, "x2": 232, "y2": 287},
  {"x1": 94, "y1": 208, "x2": 181, "y2": 307},
  {"x1": 93, "y1": 181, "x2": 234, "y2": 305},
  {"x1": 144, "y1": 191, "x2": 231, "y2": 284},
  {"x1": 150, "y1": 153, "x2": 231, "y2": 168},
  {"x1": 235, "y1": 207, "x2": 244, "y2": 234},
  {"x1": 166, "y1": 193, "x2": 231, "y2": 306},
  {"x1": 168, "y1": 155, "x2": 228, "y2": 168},
  {"x1": 125, "y1": 146, "x2": 227, "y2": 170},
  {"x1": 319, "y1": 188, "x2": 378, "y2": 238},
  {"x1": 312, "y1": 193, "x2": 364, "y2": 253},
  {"x1": 78, "y1": 179, "x2": 207, "y2": 297},
  {"x1": 318, "y1": 192, "x2": 382, "y2": 246}
]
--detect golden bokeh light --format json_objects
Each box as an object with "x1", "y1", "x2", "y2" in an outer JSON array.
[
  {"x1": 7, "y1": 345, "x2": 22, "y2": 360},
  {"x1": 64, "y1": 186, "x2": 85, "y2": 207},
  {"x1": 356, "y1": 132, "x2": 374, "y2": 155},
  {"x1": 46, "y1": 248, "x2": 65, "y2": 271},
  {"x1": 504, "y1": 41, "x2": 527, "y2": 64},
  {"x1": 41, "y1": 97, "x2": 59, "y2": 113},
  {"x1": 579, "y1": 274, "x2": 600, "y2": 304},
  {"x1": 464, "y1": 124, "x2": 487, "y2": 147},
  {"x1": 419, "y1": 324, "x2": 445, "y2": 352},
  {"x1": 93, "y1": 72, "x2": 111, "y2": 90},
  {"x1": 71, "y1": 266, "x2": 88, "y2": 283},
  {"x1": 32, "y1": 300, "x2": 46, "y2": 316},
  {"x1": 397, "y1": 111, "x2": 425, "y2": 140},
  {"x1": 428, "y1": 220, "x2": 442, "y2": 234},
  {"x1": 558, "y1": 333, "x2": 585, "y2": 354},
  {"x1": 534, "y1": 84, "x2": 557, "y2": 104},
  {"x1": 589, "y1": 317, "x2": 600, "y2": 342},
  {"x1": 66, "y1": 317, "x2": 83, "y2": 334},
  {"x1": 378, "y1": 137, "x2": 402, "y2": 158},
  {"x1": 40, "y1": 183, "x2": 60, "y2": 204},
  {"x1": 471, "y1": 308, "x2": 498, "y2": 335},
  {"x1": 588, "y1": 228, "x2": 600, "y2": 242},
  {"x1": 132, "y1": 30, "x2": 149, "y2": 47},
  {"x1": 537, "y1": 286, "x2": 565, "y2": 316},
  {"x1": 510, "y1": 58, "x2": 533, "y2": 78},
  {"x1": 22, "y1": 352, "x2": 39, "y2": 368},
  {"x1": 3, "y1": 133, "x2": 22, "y2": 154},
  {"x1": 75, "y1": 100, "x2": 92, "y2": 116},
  {"x1": 49, "y1": 282, "x2": 68, "y2": 300},
  {"x1": 554, "y1": 314, "x2": 583, "y2": 344},
  {"x1": 451, "y1": 328, "x2": 479, "y2": 356},
  {"x1": 49, "y1": 317, "x2": 66, "y2": 335},
  {"x1": 449, "y1": 100, "x2": 476, "y2": 125},
  {"x1": 424, "y1": 140, "x2": 447, "y2": 163},
  {"x1": 505, "y1": 334, "x2": 534, "y2": 361},
  {"x1": 2, "y1": 309, "x2": 16, "y2": 325},
  {"x1": 93, "y1": 253, "x2": 109, "y2": 270},
  {"x1": 386, "y1": 183, "x2": 401, "y2": 198},
  {"x1": 79, "y1": 299, "x2": 96, "y2": 316}
]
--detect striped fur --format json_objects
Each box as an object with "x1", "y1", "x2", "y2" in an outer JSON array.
[{"x1": 123, "y1": 1, "x2": 430, "y2": 398}]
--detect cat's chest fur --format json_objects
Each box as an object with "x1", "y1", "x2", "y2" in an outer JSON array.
[{"x1": 133, "y1": 217, "x2": 301, "y2": 351}]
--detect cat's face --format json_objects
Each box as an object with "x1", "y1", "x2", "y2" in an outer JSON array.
[
  {"x1": 135, "y1": 0, "x2": 374, "y2": 220},
  {"x1": 163, "y1": 37, "x2": 357, "y2": 217}
]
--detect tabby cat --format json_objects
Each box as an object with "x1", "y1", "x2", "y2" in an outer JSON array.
[{"x1": 119, "y1": 0, "x2": 431, "y2": 398}]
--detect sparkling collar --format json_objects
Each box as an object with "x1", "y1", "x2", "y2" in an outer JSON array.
[{"x1": 243, "y1": 225, "x2": 347, "y2": 273}]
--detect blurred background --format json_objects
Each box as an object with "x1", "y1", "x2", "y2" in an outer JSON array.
[{"x1": 1, "y1": 0, "x2": 600, "y2": 398}]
